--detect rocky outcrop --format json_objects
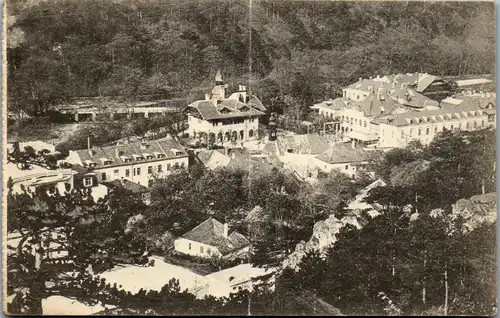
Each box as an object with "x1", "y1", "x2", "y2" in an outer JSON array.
[
  {"x1": 283, "y1": 179, "x2": 386, "y2": 270},
  {"x1": 451, "y1": 192, "x2": 497, "y2": 233},
  {"x1": 283, "y1": 214, "x2": 365, "y2": 270}
]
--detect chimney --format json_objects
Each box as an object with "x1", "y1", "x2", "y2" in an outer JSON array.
[
  {"x1": 205, "y1": 94, "x2": 211, "y2": 101},
  {"x1": 359, "y1": 77, "x2": 362, "y2": 81},
  {"x1": 376, "y1": 74, "x2": 380, "y2": 79},
  {"x1": 231, "y1": 152, "x2": 235, "y2": 160},
  {"x1": 351, "y1": 140, "x2": 356, "y2": 149},
  {"x1": 239, "y1": 85, "x2": 246, "y2": 92},
  {"x1": 223, "y1": 222, "x2": 229, "y2": 238}
]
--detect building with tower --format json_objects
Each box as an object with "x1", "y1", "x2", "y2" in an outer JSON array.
[{"x1": 185, "y1": 71, "x2": 266, "y2": 145}]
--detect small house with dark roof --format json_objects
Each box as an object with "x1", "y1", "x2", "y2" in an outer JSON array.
[
  {"x1": 174, "y1": 218, "x2": 251, "y2": 259},
  {"x1": 314, "y1": 141, "x2": 375, "y2": 178},
  {"x1": 66, "y1": 136, "x2": 188, "y2": 188},
  {"x1": 186, "y1": 71, "x2": 266, "y2": 146}
]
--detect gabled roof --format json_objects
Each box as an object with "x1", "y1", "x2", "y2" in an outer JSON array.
[
  {"x1": 74, "y1": 137, "x2": 187, "y2": 169},
  {"x1": 181, "y1": 218, "x2": 250, "y2": 255},
  {"x1": 276, "y1": 134, "x2": 331, "y2": 155},
  {"x1": 315, "y1": 142, "x2": 372, "y2": 164},
  {"x1": 311, "y1": 97, "x2": 349, "y2": 111},
  {"x1": 355, "y1": 95, "x2": 399, "y2": 117},
  {"x1": 187, "y1": 96, "x2": 266, "y2": 121},
  {"x1": 197, "y1": 150, "x2": 231, "y2": 170}
]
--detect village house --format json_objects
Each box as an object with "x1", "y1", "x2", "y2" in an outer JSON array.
[
  {"x1": 314, "y1": 141, "x2": 375, "y2": 178},
  {"x1": 185, "y1": 71, "x2": 266, "y2": 145},
  {"x1": 174, "y1": 218, "x2": 251, "y2": 259},
  {"x1": 65, "y1": 136, "x2": 188, "y2": 188}
]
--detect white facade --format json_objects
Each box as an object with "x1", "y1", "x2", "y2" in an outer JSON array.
[
  {"x1": 313, "y1": 158, "x2": 369, "y2": 178},
  {"x1": 187, "y1": 116, "x2": 260, "y2": 143},
  {"x1": 90, "y1": 157, "x2": 189, "y2": 187},
  {"x1": 377, "y1": 110, "x2": 496, "y2": 148},
  {"x1": 174, "y1": 237, "x2": 222, "y2": 258}
]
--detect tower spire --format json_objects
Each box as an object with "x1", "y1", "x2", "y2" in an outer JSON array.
[{"x1": 215, "y1": 69, "x2": 223, "y2": 85}]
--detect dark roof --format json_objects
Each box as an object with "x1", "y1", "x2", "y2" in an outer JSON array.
[
  {"x1": 315, "y1": 143, "x2": 372, "y2": 164},
  {"x1": 103, "y1": 179, "x2": 149, "y2": 193},
  {"x1": 276, "y1": 134, "x2": 331, "y2": 155},
  {"x1": 181, "y1": 218, "x2": 250, "y2": 255},
  {"x1": 355, "y1": 95, "x2": 399, "y2": 117},
  {"x1": 74, "y1": 137, "x2": 188, "y2": 169},
  {"x1": 187, "y1": 96, "x2": 266, "y2": 121}
]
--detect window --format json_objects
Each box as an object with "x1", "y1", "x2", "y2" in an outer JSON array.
[
  {"x1": 158, "y1": 165, "x2": 163, "y2": 173},
  {"x1": 418, "y1": 129, "x2": 421, "y2": 136},
  {"x1": 401, "y1": 130, "x2": 404, "y2": 138},
  {"x1": 148, "y1": 179, "x2": 154, "y2": 187},
  {"x1": 466, "y1": 122, "x2": 470, "y2": 129},
  {"x1": 167, "y1": 163, "x2": 171, "y2": 171},
  {"x1": 434, "y1": 127, "x2": 438, "y2": 134},
  {"x1": 136, "y1": 168, "x2": 141, "y2": 175},
  {"x1": 133, "y1": 168, "x2": 136, "y2": 176},
  {"x1": 410, "y1": 129, "x2": 413, "y2": 137},
  {"x1": 101, "y1": 172, "x2": 107, "y2": 181},
  {"x1": 189, "y1": 243, "x2": 191, "y2": 250},
  {"x1": 458, "y1": 123, "x2": 462, "y2": 130},
  {"x1": 200, "y1": 246, "x2": 204, "y2": 253},
  {"x1": 114, "y1": 169, "x2": 119, "y2": 176},
  {"x1": 482, "y1": 120, "x2": 485, "y2": 127},
  {"x1": 450, "y1": 124, "x2": 454, "y2": 130},
  {"x1": 125, "y1": 169, "x2": 130, "y2": 177},
  {"x1": 345, "y1": 165, "x2": 349, "y2": 170},
  {"x1": 148, "y1": 166, "x2": 153, "y2": 174},
  {"x1": 181, "y1": 162, "x2": 185, "y2": 168},
  {"x1": 426, "y1": 128, "x2": 429, "y2": 135},
  {"x1": 83, "y1": 177, "x2": 93, "y2": 187},
  {"x1": 364, "y1": 121, "x2": 367, "y2": 127},
  {"x1": 207, "y1": 248, "x2": 211, "y2": 255},
  {"x1": 474, "y1": 121, "x2": 477, "y2": 128}
]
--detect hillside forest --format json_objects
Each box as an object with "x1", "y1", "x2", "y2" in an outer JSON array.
[{"x1": 7, "y1": 0, "x2": 496, "y2": 117}]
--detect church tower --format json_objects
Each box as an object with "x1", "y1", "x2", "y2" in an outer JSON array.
[{"x1": 211, "y1": 70, "x2": 227, "y2": 100}]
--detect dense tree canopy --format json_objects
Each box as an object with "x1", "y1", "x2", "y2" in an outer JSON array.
[{"x1": 7, "y1": 0, "x2": 495, "y2": 116}]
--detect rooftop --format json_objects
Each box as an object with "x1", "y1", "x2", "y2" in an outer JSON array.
[
  {"x1": 187, "y1": 96, "x2": 266, "y2": 121},
  {"x1": 372, "y1": 98, "x2": 496, "y2": 127},
  {"x1": 73, "y1": 136, "x2": 188, "y2": 169},
  {"x1": 315, "y1": 142, "x2": 373, "y2": 164},
  {"x1": 181, "y1": 218, "x2": 250, "y2": 255}
]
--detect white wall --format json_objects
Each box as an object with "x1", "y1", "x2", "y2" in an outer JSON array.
[
  {"x1": 313, "y1": 158, "x2": 368, "y2": 178},
  {"x1": 174, "y1": 238, "x2": 221, "y2": 258},
  {"x1": 94, "y1": 157, "x2": 189, "y2": 187},
  {"x1": 377, "y1": 115, "x2": 493, "y2": 148},
  {"x1": 188, "y1": 116, "x2": 260, "y2": 141}
]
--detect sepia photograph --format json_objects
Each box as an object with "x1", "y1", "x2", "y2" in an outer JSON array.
[{"x1": 3, "y1": 0, "x2": 497, "y2": 315}]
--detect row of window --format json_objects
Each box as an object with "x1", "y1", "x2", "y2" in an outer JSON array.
[
  {"x1": 188, "y1": 243, "x2": 212, "y2": 255},
  {"x1": 342, "y1": 116, "x2": 368, "y2": 128},
  {"x1": 399, "y1": 120, "x2": 485, "y2": 138},
  {"x1": 211, "y1": 118, "x2": 255, "y2": 126},
  {"x1": 100, "y1": 162, "x2": 186, "y2": 181}
]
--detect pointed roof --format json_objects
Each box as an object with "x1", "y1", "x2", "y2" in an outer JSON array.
[
  {"x1": 215, "y1": 70, "x2": 223, "y2": 82},
  {"x1": 315, "y1": 142, "x2": 372, "y2": 164},
  {"x1": 181, "y1": 218, "x2": 250, "y2": 255}
]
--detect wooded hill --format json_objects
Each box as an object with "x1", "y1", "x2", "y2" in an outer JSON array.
[{"x1": 7, "y1": 0, "x2": 495, "y2": 116}]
